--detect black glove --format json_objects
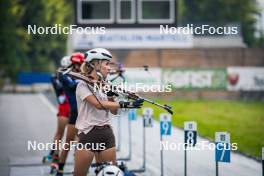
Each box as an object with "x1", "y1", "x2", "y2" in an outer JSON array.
[
  {"x1": 106, "y1": 90, "x2": 119, "y2": 97},
  {"x1": 119, "y1": 98, "x2": 144, "y2": 108}
]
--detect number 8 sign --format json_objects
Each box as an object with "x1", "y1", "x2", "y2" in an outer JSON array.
[
  {"x1": 160, "y1": 113, "x2": 172, "y2": 136},
  {"x1": 184, "y1": 121, "x2": 197, "y2": 146}
]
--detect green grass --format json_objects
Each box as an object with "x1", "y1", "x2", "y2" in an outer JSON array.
[{"x1": 140, "y1": 99, "x2": 264, "y2": 159}]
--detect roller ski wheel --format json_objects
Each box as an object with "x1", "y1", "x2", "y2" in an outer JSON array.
[
  {"x1": 55, "y1": 170, "x2": 64, "y2": 176},
  {"x1": 42, "y1": 154, "x2": 52, "y2": 164},
  {"x1": 50, "y1": 162, "x2": 58, "y2": 174}
]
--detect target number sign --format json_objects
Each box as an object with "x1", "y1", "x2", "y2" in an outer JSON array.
[
  {"x1": 262, "y1": 147, "x2": 264, "y2": 160},
  {"x1": 215, "y1": 132, "x2": 231, "y2": 163},
  {"x1": 184, "y1": 121, "x2": 197, "y2": 146},
  {"x1": 160, "y1": 113, "x2": 172, "y2": 136},
  {"x1": 143, "y1": 107, "x2": 153, "y2": 127},
  {"x1": 128, "y1": 109, "x2": 137, "y2": 121}
]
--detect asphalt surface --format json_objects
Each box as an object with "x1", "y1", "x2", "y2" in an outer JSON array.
[
  {"x1": 0, "y1": 93, "x2": 57, "y2": 176},
  {"x1": 0, "y1": 93, "x2": 262, "y2": 176}
]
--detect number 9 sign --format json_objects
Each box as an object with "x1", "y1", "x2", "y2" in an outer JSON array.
[{"x1": 160, "y1": 113, "x2": 172, "y2": 136}]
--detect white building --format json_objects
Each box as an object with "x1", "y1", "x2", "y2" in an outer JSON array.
[{"x1": 68, "y1": 0, "x2": 245, "y2": 53}]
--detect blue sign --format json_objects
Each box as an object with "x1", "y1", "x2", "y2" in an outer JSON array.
[
  {"x1": 160, "y1": 121, "x2": 171, "y2": 135},
  {"x1": 128, "y1": 109, "x2": 137, "y2": 121},
  {"x1": 215, "y1": 142, "x2": 231, "y2": 162},
  {"x1": 160, "y1": 113, "x2": 172, "y2": 135}
]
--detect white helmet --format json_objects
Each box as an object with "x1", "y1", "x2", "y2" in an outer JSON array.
[
  {"x1": 60, "y1": 56, "x2": 71, "y2": 68},
  {"x1": 97, "y1": 165, "x2": 124, "y2": 176},
  {"x1": 84, "y1": 48, "x2": 112, "y2": 63}
]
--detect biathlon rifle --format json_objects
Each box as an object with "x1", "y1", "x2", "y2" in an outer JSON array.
[{"x1": 58, "y1": 68, "x2": 173, "y2": 115}]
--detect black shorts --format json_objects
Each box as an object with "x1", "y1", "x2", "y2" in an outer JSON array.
[
  {"x1": 78, "y1": 125, "x2": 115, "y2": 152},
  {"x1": 68, "y1": 108, "x2": 78, "y2": 125}
]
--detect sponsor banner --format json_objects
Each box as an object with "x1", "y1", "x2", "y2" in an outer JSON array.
[
  {"x1": 108, "y1": 67, "x2": 163, "y2": 92},
  {"x1": 108, "y1": 67, "x2": 161, "y2": 86},
  {"x1": 72, "y1": 28, "x2": 193, "y2": 49},
  {"x1": 124, "y1": 68, "x2": 161, "y2": 85},
  {"x1": 162, "y1": 68, "x2": 227, "y2": 89},
  {"x1": 227, "y1": 67, "x2": 264, "y2": 91},
  {"x1": 109, "y1": 67, "x2": 264, "y2": 91}
]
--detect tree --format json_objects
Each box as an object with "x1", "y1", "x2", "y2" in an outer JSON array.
[
  {"x1": 0, "y1": 0, "x2": 25, "y2": 83},
  {"x1": 183, "y1": 0, "x2": 260, "y2": 47},
  {"x1": 0, "y1": 0, "x2": 74, "y2": 83}
]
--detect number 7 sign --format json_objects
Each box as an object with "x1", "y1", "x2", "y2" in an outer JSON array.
[{"x1": 215, "y1": 132, "x2": 231, "y2": 163}]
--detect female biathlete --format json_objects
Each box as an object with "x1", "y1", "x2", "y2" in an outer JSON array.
[
  {"x1": 56, "y1": 52, "x2": 85, "y2": 176},
  {"x1": 74, "y1": 48, "x2": 143, "y2": 176},
  {"x1": 43, "y1": 56, "x2": 71, "y2": 165},
  {"x1": 49, "y1": 56, "x2": 71, "y2": 170}
]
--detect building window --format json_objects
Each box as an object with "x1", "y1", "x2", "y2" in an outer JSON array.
[
  {"x1": 117, "y1": 0, "x2": 135, "y2": 23},
  {"x1": 138, "y1": 0, "x2": 175, "y2": 23},
  {"x1": 77, "y1": 0, "x2": 114, "y2": 24}
]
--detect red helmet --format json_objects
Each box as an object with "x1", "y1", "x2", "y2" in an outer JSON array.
[{"x1": 70, "y1": 52, "x2": 85, "y2": 64}]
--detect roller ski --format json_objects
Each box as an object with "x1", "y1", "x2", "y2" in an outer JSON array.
[{"x1": 49, "y1": 154, "x2": 59, "y2": 174}]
